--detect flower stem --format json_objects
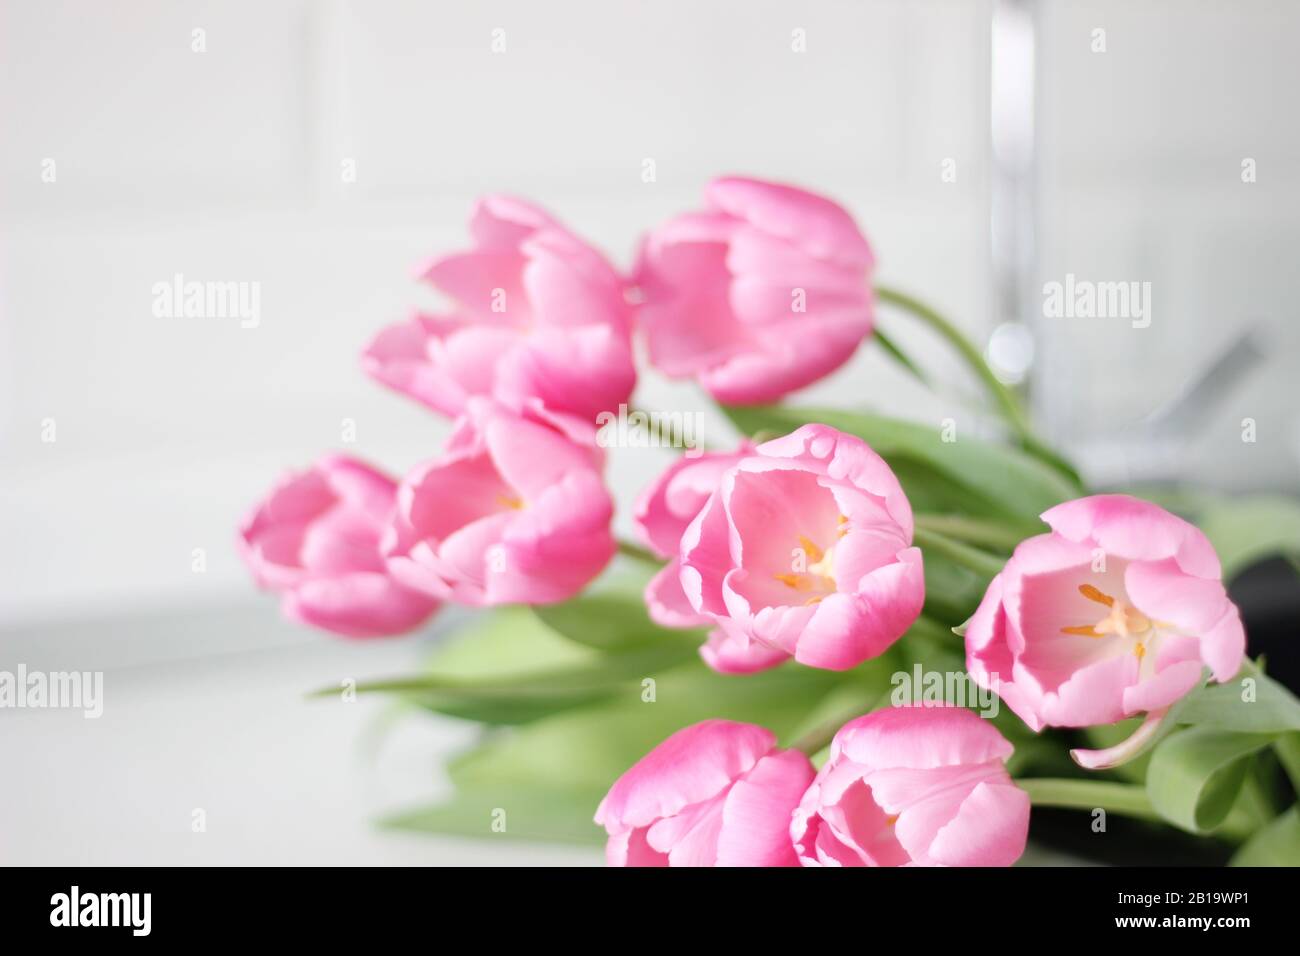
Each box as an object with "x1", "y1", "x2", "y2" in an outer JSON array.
[
  {"x1": 873, "y1": 327, "x2": 930, "y2": 386},
  {"x1": 911, "y1": 527, "x2": 1007, "y2": 580},
  {"x1": 913, "y1": 513, "x2": 1027, "y2": 553},
  {"x1": 874, "y1": 284, "x2": 1081, "y2": 486},
  {"x1": 616, "y1": 538, "x2": 664, "y2": 566},
  {"x1": 1017, "y1": 778, "x2": 1161, "y2": 822},
  {"x1": 791, "y1": 716, "x2": 848, "y2": 758}
]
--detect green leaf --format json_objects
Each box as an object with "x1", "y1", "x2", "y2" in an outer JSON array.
[
  {"x1": 914, "y1": 513, "x2": 1027, "y2": 552},
  {"x1": 721, "y1": 405, "x2": 1077, "y2": 525},
  {"x1": 891, "y1": 457, "x2": 1021, "y2": 520},
  {"x1": 420, "y1": 606, "x2": 591, "y2": 679},
  {"x1": 897, "y1": 622, "x2": 967, "y2": 676},
  {"x1": 912, "y1": 527, "x2": 1006, "y2": 579},
  {"x1": 448, "y1": 660, "x2": 847, "y2": 797},
  {"x1": 1018, "y1": 778, "x2": 1159, "y2": 821},
  {"x1": 344, "y1": 649, "x2": 692, "y2": 725},
  {"x1": 1177, "y1": 660, "x2": 1300, "y2": 734},
  {"x1": 391, "y1": 659, "x2": 865, "y2": 846},
  {"x1": 533, "y1": 557, "x2": 705, "y2": 653},
  {"x1": 1275, "y1": 732, "x2": 1300, "y2": 792},
  {"x1": 382, "y1": 785, "x2": 607, "y2": 845},
  {"x1": 1146, "y1": 727, "x2": 1275, "y2": 834},
  {"x1": 873, "y1": 327, "x2": 930, "y2": 386},
  {"x1": 1196, "y1": 495, "x2": 1300, "y2": 579},
  {"x1": 315, "y1": 607, "x2": 696, "y2": 724},
  {"x1": 1229, "y1": 806, "x2": 1300, "y2": 866},
  {"x1": 874, "y1": 284, "x2": 1082, "y2": 485}
]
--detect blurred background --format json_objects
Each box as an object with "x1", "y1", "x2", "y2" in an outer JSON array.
[{"x1": 1, "y1": 0, "x2": 1297, "y2": 864}]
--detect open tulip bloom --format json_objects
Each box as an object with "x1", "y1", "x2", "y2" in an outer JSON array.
[
  {"x1": 964, "y1": 494, "x2": 1246, "y2": 769},
  {"x1": 242, "y1": 176, "x2": 1300, "y2": 867},
  {"x1": 674, "y1": 424, "x2": 924, "y2": 674}
]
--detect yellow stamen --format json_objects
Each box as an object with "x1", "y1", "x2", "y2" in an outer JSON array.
[
  {"x1": 1061, "y1": 624, "x2": 1104, "y2": 638},
  {"x1": 774, "y1": 572, "x2": 813, "y2": 591},
  {"x1": 776, "y1": 531, "x2": 840, "y2": 597},
  {"x1": 797, "y1": 536, "x2": 824, "y2": 563},
  {"x1": 496, "y1": 494, "x2": 524, "y2": 510},
  {"x1": 1078, "y1": 583, "x2": 1114, "y2": 607},
  {"x1": 1134, "y1": 643, "x2": 1146, "y2": 660}
]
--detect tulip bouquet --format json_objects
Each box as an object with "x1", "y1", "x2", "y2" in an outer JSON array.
[{"x1": 240, "y1": 177, "x2": 1300, "y2": 866}]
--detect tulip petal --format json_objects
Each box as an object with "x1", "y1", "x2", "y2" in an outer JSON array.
[
  {"x1": 699, "y1": 626, "x2": 789, "y2": 675},
  {"x1": 1071, "y1": 707, "x2": 1172, "y2": 770},
  {"x1": 645, "y1": 560, "x2": 712, "y2": 629},
  {"x1": 927, "y1": 780, "x2": 1030, "y2": 867},
  {"x1": 594, "y1": 720, "x2": 775, "y2": 831},
  {"x1": 1125, "y1": 558, "x2": 1230, "y2": 635},
  {"x1": 284, "y1": 572, "x2": 438, "y2": 638},
  {"x1": 836, "y1": 706, "x2": 1015, "y2": 771},
  {"x1": 706, "y1": 176, "x2": 874, "y2": 269},
  {"x1": 1042, "y1": 493, "x2": 1221, "y2": 579}
]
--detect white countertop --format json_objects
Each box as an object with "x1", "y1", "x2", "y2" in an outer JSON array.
[{"x1": 0, "y1": 603, "x2": 601, "y2": 866}]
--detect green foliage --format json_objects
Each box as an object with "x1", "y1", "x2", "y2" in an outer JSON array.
[
  {"x1": 1176, "y1": 661, "x2": 1300, "y2": 734},
  {"x1": 383, "y1": 784, "x2": 608, "y2": 845},
  {"x1": 314, "y1": 603, "x2": 696, "y2": 725},
  {"x1": 1196, "y1": 496, "x2": 1300, "y2": 580},
  {"x1": 533, "y1": 558, "x2": 705, "y2": 653},
  {"x1": 389, "y1": 658, "x2": 860, "y2": 844},
  {"x1": 1145, "y1": 727, "x2": 1275, "y2": 834},
  {"x1": 1229, "y1": 806, "x2": 1300, "y2": 866}
]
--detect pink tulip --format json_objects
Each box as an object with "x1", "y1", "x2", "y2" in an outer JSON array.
[
  {"x1": 595, "y1": 720, "x2": 814, "y2": 867},
  {"x1": 678, "y1": 424, "x2": 924, "y2": 673},
  {"x1": 792, "y1": 706, "x2": 1029, "y2": 867},
  {"x1": 965, "y1": 495, "x2": 1246, "y2": 760},
  {"x1": 238, "y1": 456, "x2": 441, "y2": 638},
  {"x1": 633, "y1": 443, "x2": 752, "y2": 632},
  {"x1": 634, "y1": 176, "x2": 875, "y2": 405},
  {"x1": 383, "y1": 399, "x2": 615, "y2": 606},
  {"x1": 363, "y1": 195, "x2": 635, "y2": 426}
]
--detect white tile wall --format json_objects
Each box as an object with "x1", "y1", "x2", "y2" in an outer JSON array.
[
  {"x1": 1041, "y1": 0, "x2": 1300, "y2": 188},
  {"x1": 338, "y1": 0, "x2": 913, "y2": 197},
  {"x1": 1035, "y1": 0, "x2": 1300, "y2": 490},
  {"x1": 0, "y1": 0, "x2": 315, "y2": 211}
]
